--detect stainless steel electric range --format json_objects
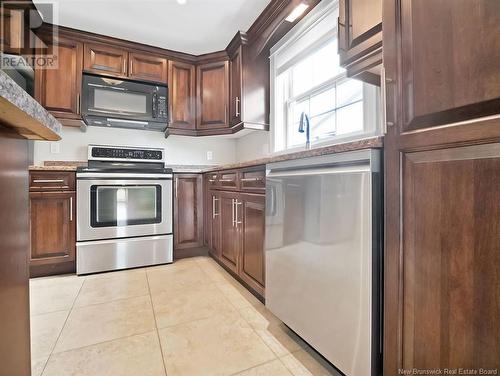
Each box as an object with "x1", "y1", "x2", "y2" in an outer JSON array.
[{"x1": 76, "y1": 145, "x2": 173, "y2": 275}]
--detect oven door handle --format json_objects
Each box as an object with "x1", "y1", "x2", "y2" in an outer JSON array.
[{"x1": 77, "y1": 172, "x2": 172, "y2": 179}]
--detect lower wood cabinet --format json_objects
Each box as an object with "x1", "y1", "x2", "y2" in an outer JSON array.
[
  {"x1": 173, "y1": 174, "x2": 203, "y2": 255},
  {"x1": 29, "y1": 172, "x2": 76, "y2": 277},
  {"x1": 238, "y1": 194, "x2": 265, "y2": 296},
  {"x1": 205, "y1": 166, "x2": 266, "y2": 297},
  {"x1": 219, "y1": 192, "x2": 240, "y2": 273}
]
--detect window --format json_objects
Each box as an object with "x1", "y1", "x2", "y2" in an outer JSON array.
[{"x1": 271, "y1": 0, "x2": 380, "y2": 152}]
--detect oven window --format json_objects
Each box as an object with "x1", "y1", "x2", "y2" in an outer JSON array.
[
  {"x1": 90, "y1": 185, "x2": 161, "y2": 227},
  {"x1": 93, "y1": 88, "x2": 147, "y2": 114}
]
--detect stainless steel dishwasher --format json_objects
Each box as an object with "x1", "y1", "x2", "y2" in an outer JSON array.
[{"x1": 265, "y1": 149, "x2": 382, "y2": 376}]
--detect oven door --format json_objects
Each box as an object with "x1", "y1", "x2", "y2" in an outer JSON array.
[{"x1": 77, "y1": 176, "x2": 172, "y2": 241}]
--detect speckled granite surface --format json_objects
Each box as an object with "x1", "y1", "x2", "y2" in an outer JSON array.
[
  {"x1": 0, "y1": 70, "x2": 61, "y2": 138},
  {"x1": 32, "y1": 137, "x2": 383, "y2": 173},
  {"x1": 202, "y1": 136, "x2": 383, "y2": 172}
]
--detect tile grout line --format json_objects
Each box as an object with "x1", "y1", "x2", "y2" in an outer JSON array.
[
  {"x1": 145, "y1": 268, "x2": 169, "y2": 376},
  {"x1": 39, "y1": 276, "x2": 86, "y2": 376}
]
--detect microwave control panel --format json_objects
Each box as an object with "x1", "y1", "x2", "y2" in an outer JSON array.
[{"x1": 156, "y1": 95, "x2": 168, "y2": 120}]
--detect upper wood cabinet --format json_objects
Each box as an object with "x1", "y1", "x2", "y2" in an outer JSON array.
[
  {"x1": 84, "y1": 42, "x2": 128, "y2": 77},
  {"x1": 168, "y1": 60, "x2": 196, "y2": 130},
  {"x1": 393, "y1": 0, "x2": 500, "y2": 132},
  {"x1": 0, "y1": 7, "x2": 23, "y2": 54},
  {"x1": 226, "y1": 32, "x2": 270, "y2": 130},
  {"x1": 173, "y1": 174, "x2": 203, "y2": 252},
  {"x1": 35, "y1": 36, "x2": 83, "y2": 121},
  {"x1": 196, "y1": 60, "x2": 229, "y2": 130},
  {"x1": 338, "y1": 0, "x2": 382, "y2": 83},
  {"x1": 229, "y1": 47, "x2": 242, "y2": 126},
  {"x1": 128, "y1": 52, "x2": 168, "y2": 83}
]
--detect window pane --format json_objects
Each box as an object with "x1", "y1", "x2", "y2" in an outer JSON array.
[
  {"x1": 312, "y1": 41, "x2": 343, "y2": 86},
  {"x1": 310, "y1": 87, "x2": 335, "y2": 117},
  {"x1": 288, "y1": 121, "x2": 307, "y2": 147},
  {"x1": 292, "y1": 56, "x2": 313, "y2": 96},
  {"x1": 292, "y1": 99, "x2": 310, "y2": 124},
  {"x1": 336, "y1": 79, "x2": 363, "y2": 108},
  {"x1": 311, "y1": 111, "x2": 336, "y2": 140},
  {"x1": 336, "y1": 101, "x2": 363, "y2": 135}
]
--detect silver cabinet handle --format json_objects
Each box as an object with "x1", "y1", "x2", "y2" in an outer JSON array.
[
  {"x1": 240, "y1": 177, "x2": 262, "y2": 182},
  {"x1": 235, "y1": 201, "x2": 243, "y2": 227},
  {"x1": 33, "y1": 179, "x2": 64, "y2": 183},
  {"x1": 212, "y1": 196, "x2": 219, "y2": 219},
  {"x1": 69, "y1": 196, "x2": 73, "y2": 222},
  {"x1": 76, "y1": 93, "x2": 81, "y2": 115},
  {"x1": 175, "y1": 178, "x2": 178, "y2": 198},
  {"x1": 235, "y1": 97, "x2": 240, "y2": 117},
  {"x1": 231, "y1": 198, "x2": 236, "y2": 227},
  {"x1": 381, "y1": 66, "x2": 394, "y2": 134}
]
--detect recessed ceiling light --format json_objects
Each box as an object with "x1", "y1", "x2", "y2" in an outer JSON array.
[
  {"x1": 176, "y1": 0, "x2": 187, "y2": 4},
  {"x1": 285, "y1": 3, "x2": 309, "y2": 22}
]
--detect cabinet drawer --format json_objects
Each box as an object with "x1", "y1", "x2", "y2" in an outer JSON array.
[
  {"x1": 218, "y1": 171, "x2": 238, "y2": 189},
  {"x1": 239, "y1": 169, "x2": 265, "y2": 192},
  {"x1": 29, "y1": 171, "x2": 75, "y2": 191},
  {"x1": 206, "y1": 172, "x2": 219, "y2": 187}
]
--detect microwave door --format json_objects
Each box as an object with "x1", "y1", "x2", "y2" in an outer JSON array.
[{"x1": 87, "y1": 84, "x2": 153, "y2": 120}]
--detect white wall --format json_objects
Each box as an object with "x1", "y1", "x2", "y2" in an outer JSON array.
[
  {"x1": 34, "y1": 126, "x2": 237, "y2": 166},
  {"x1": 235, "y1": 131, "x2": 271, "y2": 162}
]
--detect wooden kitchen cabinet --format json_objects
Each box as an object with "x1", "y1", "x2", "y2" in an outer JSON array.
[
  {"x1": 238, "y1": 194, "x2": 265, "y2": 296},
  {"x1": 173, "y1": 174, "x2": 203, "y2": 253},
  {"x1": 226, "y1": 32, "x2": 270, "y2": 130},
  {"x1": 196, "y1": 60, "x2": 229, "y2": 130},
  {"x1": 338, "y1": 0, "x2": 382, "y2": 83},
  {"x1": 35, "y1": 35, "x2": 83, "y2": 122},
  {"x1": 0, "y1": 6, "x2": 23, "y2": 55},
  {"x1": 29, "y1": 177, "x2": 76, "y2": 278},
  {"x1": 219, "y1": 192, "x2": 239, "y2": 273},
  {"x1": 168, "y1": 60, "x2": 196, "y2": 131},
  {"x1": 383, "y1": 0, "x2": 500, "y2": 373},
  {"x1": 229, "y1": 46, "x2": 242, "y2": 126},
  {"x1": 128, "y1": 52, "x2": 168, "y2": 83},
  {"x1": 84, "y1": 42, "x2": 128, "y2": 77},
  {"x1": 204, "y1": 166, "x2": 266, "y2": 297}
]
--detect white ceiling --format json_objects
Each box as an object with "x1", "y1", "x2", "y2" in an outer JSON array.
[{"x1": 33, "y1": 0, "x2": 272, "y2": 55}]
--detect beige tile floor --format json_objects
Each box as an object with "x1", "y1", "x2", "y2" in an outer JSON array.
[{"x1": 30, "y1": 256, "x2": 341, "y2": 376}]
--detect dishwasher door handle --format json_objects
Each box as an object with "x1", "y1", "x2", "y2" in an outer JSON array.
[{"x1": 267, "y1": 164, "x2": 371, "y2": 178}]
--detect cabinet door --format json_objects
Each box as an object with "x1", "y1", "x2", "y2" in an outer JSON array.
[
  {"x1": 238, "y1": 194, "x2": 265, "y2": 296},
  {"x1": 210, "y1": 191, "x2": 221, "y2": 258},
  {"x1": 174, "y1": 174, "x2": 203, "y2": 251},
  {"x1": 338, "y1": 0, "x2": 382, "y2": 80},
  {"x1": 0, "y1": 7, "x2": 23, "y2": 55},
  {"x1": 196, "y1": 61, "x2": 229, "y2": 129},
  {"x1": 128, "y1": 52, "x2": 167, "y2": 83},
  {"x1": 84, "y1": 42, "x2": 128, "y2": 77},
  {"x1": 394, "y1": 0, "x2": 500, "y2": 131},
  {"x1": 30, "y1": 191, "x2": 76, "y2": 267},
  {"x1": 35, "y1": 36, "x2": 83, "y2": 120},
  {"x1": 168, "y1": 60, "x2": 196, "y2": 130},
  {"x1": 398, "y1": 145, "x2": 499, "y2": 371},
  {"x1": 229, "y1": 47, "x2": 242, "y2": 126},
  {"x1": 219, "y1": 193, "x2": 239, "y2": 273}
]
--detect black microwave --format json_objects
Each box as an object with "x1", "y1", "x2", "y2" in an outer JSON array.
[{"x1": 81, "y1": 73, "x2": 168, "y2": 132}]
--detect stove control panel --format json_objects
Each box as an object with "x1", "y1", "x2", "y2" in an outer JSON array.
[{"x1": 89, "y1": 145, "x2": 164, "y2": 162}]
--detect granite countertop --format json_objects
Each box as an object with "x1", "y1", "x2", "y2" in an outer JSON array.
[
  {"x1": 0, "y1": 71, "x2": 61, "y2": 140},
  {"x1": 29, "y1": 161, "x2": 86, "y2": 171},
  {"x1": 202, "y1": 136, "x2": 383, "y2": 172},
  {"x1": 32, "y1": 136, "x2": 383, "y2": 173}
]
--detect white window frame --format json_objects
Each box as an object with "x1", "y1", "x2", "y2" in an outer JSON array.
[{"x1": 270, "y1": 0, "x2": 380, "y2": 153}]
